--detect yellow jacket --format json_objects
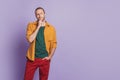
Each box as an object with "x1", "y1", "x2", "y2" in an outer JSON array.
[{"x1": 26, "y1": 21, "x2": 57, "y2": 61}]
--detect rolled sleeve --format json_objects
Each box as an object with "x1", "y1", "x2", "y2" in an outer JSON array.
[
  {"x1": 26, "y1": 23, "x2": 33, "y2": 43},
  {"x1": 52, "y1": 27, "x2": 57, "y2": 48}
]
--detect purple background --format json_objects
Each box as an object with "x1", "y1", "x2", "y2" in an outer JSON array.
[{"x1": 0, "y1": 0, "x2": 120, "y2": 80}]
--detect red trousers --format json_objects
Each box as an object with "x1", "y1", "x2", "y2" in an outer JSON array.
[{"x1": 24, "y1": 58, "x2": 50, "y2": 80}]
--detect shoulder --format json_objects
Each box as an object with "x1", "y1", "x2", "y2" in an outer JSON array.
[
  {"x1": 27, "y1": 21, "x2": 37, "y2": 26},
  {"x1": 27, "y1": 21, "x2": 37, "y2": 30},
  {"x1": 46, "y1": 22, "x2": 56, "y2": 31}
]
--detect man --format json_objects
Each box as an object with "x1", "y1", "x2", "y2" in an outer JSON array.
[{"x1": 24, "y1": 7, "x2": 57, "y2": 80}]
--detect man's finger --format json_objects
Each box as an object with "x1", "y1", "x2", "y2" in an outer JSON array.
[{"x1": 42, "y1": 58, "x2": 47, "y2": 60}]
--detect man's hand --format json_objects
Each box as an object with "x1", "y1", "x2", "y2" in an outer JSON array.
[
  {"x1": 42, "y1": 56, "x2": 51, "y2": 61},
  {"x1": 42, "y1": 48, "x2": 56, "y2": 61},
  {"x1": 38, "y1": 20, "x2": 45, "y2": 28}
]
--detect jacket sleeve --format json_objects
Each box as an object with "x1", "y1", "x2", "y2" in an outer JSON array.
[
  {"x1": 26, "y1": 23, "x2": 33, "y2": 43},
  {"x1": 52, "y1": 27, "x2": 57, "y2": 48}
]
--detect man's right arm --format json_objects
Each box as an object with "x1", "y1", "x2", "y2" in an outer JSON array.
[
  {"x1": 26, "y1": 23, "x2": 41, "y2": 43},
  {"x1": 29, "y1": 26, "x2": 40, "y2": 43},
  {"x1": 26, "y1": 20, "x2": 45, "y2": 43}
]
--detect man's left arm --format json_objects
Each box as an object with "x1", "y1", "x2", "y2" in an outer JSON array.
[{"x1": 43, "y1": 27, "x2": 57, "y2": 60}]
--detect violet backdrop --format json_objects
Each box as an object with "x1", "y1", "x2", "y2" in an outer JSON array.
[{"x1": 0, "y1": 0, "x2": 120, "y2": 80}]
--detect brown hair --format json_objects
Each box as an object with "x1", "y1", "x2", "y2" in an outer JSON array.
[{"x1": 35, "y1": 7, "x2": 45, "y2": 14}]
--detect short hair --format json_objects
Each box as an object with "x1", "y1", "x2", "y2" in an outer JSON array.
[{"x1": 35, "y1": 7, "x2": 45, "y2": 14}]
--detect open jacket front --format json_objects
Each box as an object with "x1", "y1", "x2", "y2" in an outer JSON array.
[{"x1": 26, "y1": 21, "x2": 57, "y2": 61}]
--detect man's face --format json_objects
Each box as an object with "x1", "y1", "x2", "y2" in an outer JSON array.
[{"x1": 35, "y1": 9, "x2": 45, "y2": 21}]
